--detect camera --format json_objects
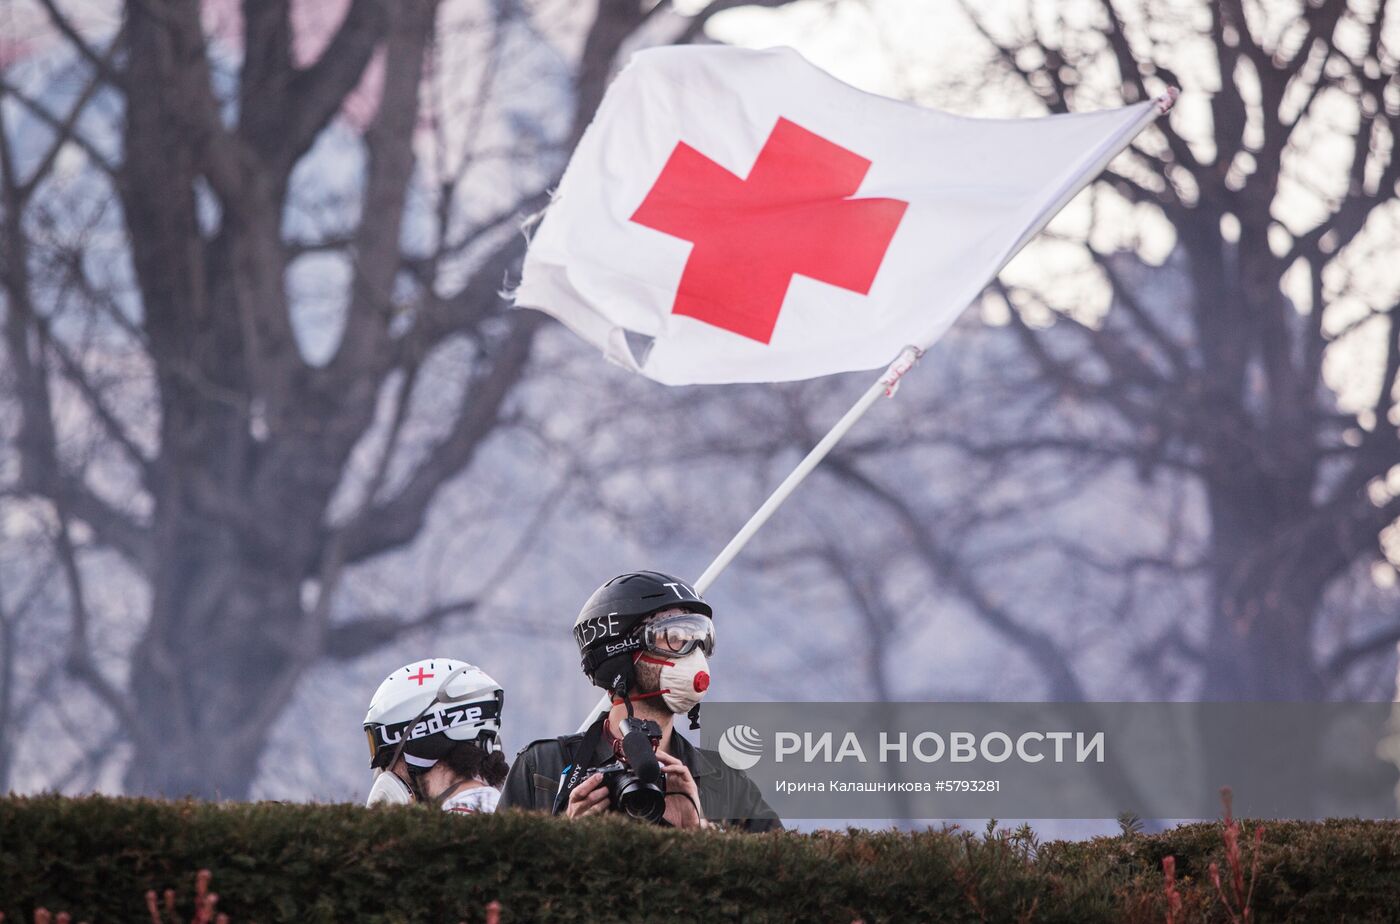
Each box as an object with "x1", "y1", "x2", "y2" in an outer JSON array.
[
  {"x1": 587, "y1": 716, "x2": 668, "y2": 823},
  {"x1": 592, "y1": 757, "x2": 668, "y2": 822}
]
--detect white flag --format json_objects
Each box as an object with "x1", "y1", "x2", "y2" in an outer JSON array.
[{"x1": 516, "y1": 45, "x2": 1164, "y2": 385}]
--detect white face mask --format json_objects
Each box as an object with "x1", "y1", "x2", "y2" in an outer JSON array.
[
  {"x1": 644, "y1": 649, "x2": 710, "y2": 715},
  {"x1": 366, "y1": 769, "x2": 413, "y2": 807},
  {"x1": 440, "y1": 785, "x2": 501, "y2": 814}
]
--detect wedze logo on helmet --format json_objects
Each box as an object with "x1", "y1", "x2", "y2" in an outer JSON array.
[{"x1": 373, "y1": 701, "x2": 497, "y2": 748}]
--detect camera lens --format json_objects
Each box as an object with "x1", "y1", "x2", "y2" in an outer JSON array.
[
  {"x1": 618, "y1": 782, "x2": 666, "y2": 822},
  {"x1": 606, "y1": 769, "x2": 668, "y2": 823}
]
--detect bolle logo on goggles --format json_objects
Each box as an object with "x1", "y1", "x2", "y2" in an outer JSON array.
[
  {"x1": 377, "y1": 703, "x2": 489, "y2": 746},
  {"x1": 603, "y1": 638, "x2": 641, "y2": 656},
  {"x1": 718, "y1": 724, "x2": 764, "y2": 770}
]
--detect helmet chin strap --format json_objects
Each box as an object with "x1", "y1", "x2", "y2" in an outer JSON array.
[{"x1": 612, "y1": 675, "x2": 636, "y2": 721}]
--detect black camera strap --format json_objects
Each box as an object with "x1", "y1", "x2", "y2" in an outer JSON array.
[{"x1": 551, "y1": 714, "x2": 608, "y2": 815}]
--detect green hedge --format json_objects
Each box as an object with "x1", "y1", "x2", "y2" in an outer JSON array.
[{"x1": 1, "y1": 796, "x2": 1398, "y2": 922}]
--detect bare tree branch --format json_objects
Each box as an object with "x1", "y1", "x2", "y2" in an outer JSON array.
[
  {"x1": 337, "y1": 313, "x2": 541, "y2": 566},
  {"x1": 1325, "y1": 623, "x2": 1400, "y2": 680},
  {"x1": 30, "y1": 307, "x2": 156, "y2": 490},
  {"x1": 1, "y1": 99, "x2": 151, "y2": 570},
  {"x1": 35, "y1": 0, "x2": 123, "y2": 86},
  {"x1": 322, "y1": 0, "x2": 440, "y2": 397},
  {"x1": 670, "y1": 0, "x2": 806, "y2": 45},
  {"x1": 825, "y1": 455, "x2": 1090, "y2": 701},
  {"x1": 52, "y1": 503, "x2": 138, "y2": 734},
  {"x1": 0, "y1": 76, "x2": 118, "y2": 179},
  {"x1": 13, "y1": 64, "x2": 110, "y2": 202},
  {"x1": 326, "y1": 597, "x2": 481, "y2": 661},
  {"x1": 956, "y1": 1, "x2": 1068, "y2": 114},
  {"x1": 240, "y1": 0, "x2": 387, "y2": 172}
]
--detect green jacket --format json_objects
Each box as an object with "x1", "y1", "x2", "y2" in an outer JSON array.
[{"x1": 499, "y1": 720, "x2": 782, "y2": 832}]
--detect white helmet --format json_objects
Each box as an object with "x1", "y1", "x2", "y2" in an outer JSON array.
[{"x1": 363, "y1": 658, "x2": 504, "y2": 770}]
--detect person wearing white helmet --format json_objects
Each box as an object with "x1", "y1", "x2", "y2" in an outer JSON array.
[{"x1": 362, "y1": 658, "x2": 508, "y2": 813}]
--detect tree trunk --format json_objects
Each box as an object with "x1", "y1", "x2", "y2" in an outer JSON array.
[
  {"x1": 123, "y1": 583, "x2": 298, "y2": 797},
  {"x1": 111, "y1": 0, "x2": 429, "y2": 797},
  {"x1": 123, "y1": 485, "x2": 321, "y2": 798},
  {"x1": 1199, "y1": 475, "x2": 1326, "y2": 701}
]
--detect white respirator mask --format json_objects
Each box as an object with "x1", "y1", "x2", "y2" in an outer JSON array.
[
  {"x1": 638, "y1": 649, "x2": 711, "y2": 715},
  {"x1": 366, "y1": 768, "x2": 414, "y2": 807}
]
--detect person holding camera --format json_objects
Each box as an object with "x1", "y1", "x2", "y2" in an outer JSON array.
[
  {"x1": 498, "y1": 571, "x2": 781, "y2": 831},
  {"x1": 362, "y1": 658, "x2": 509, "y2": 813}
]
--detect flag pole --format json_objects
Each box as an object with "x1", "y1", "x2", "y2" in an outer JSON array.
[
  {"x1": 573, "y1": 352, "x2": 922, "y2": 732},
  {"x1": 576, "y1": 88, "x2": 1178, "y2": 732},
  {"x1": 692, "y1": 345, "x2": 923, "y2": 595}
]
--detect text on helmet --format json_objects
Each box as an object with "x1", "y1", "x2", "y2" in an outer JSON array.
[
  {"x1": 375, "y1": 702, "x2": 492, "y2": 746},
  {"x1": 574, "y1": 612, "x2": 621, "y2": 648}
]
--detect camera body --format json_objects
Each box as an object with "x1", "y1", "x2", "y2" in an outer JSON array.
[
  {"x1": 586, "y1": 716, "x2": 668, "y2": 822},
  {"x1": 592, "y1": 757, "x2": 668, "y2": 822}
]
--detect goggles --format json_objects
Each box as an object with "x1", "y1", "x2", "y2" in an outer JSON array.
[{"x1": 639, "y1": 611, "x2": 714, "y2": 658}]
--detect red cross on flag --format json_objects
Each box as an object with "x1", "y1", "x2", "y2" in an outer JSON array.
[{"x1": 517, "y1": 45, "x2": 1167, "y2": 385}]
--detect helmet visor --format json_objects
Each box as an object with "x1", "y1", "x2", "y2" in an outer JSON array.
[{"x1": 641, "y1": 612, "x2": 714, "y2": 658}]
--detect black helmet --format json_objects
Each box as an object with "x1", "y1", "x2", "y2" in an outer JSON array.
[{"x1": 574, "y1": 571, "x2": 711, "y2": 693}]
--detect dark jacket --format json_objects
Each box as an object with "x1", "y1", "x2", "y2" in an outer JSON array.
[{"x1": 499, "y1": 720, "x2": 782, "y2": 832}]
